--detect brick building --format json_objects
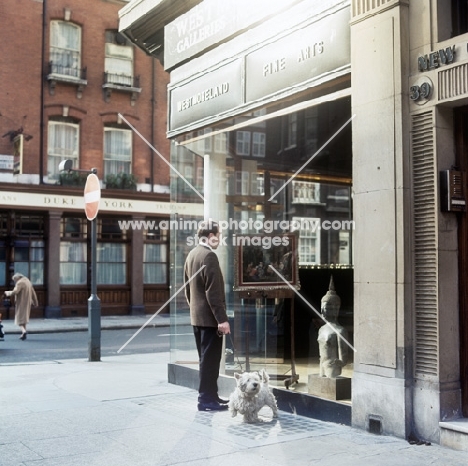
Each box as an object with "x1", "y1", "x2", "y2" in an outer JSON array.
[{"x1": 0, "y1": 0, "x2": 184, "y2": 318}]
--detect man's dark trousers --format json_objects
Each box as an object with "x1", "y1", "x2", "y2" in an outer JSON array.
[{"x1": 193, "y1": 326, "x2": 223, "y2": 403}]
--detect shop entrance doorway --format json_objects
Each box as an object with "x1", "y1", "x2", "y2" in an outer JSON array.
[{"x1": 454, "y1": 106, "x2": 468, "y2": 416}]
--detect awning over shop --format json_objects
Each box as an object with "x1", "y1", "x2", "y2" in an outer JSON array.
[{"x1": 118, "y1": 0, "x2": 202, "y2": 58}]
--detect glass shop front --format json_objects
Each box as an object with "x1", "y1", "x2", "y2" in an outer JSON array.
[{"x1": 169, "y1": 80, "x2": 354, "y2": 404}]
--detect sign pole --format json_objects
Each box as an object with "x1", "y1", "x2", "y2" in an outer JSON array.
[
  {"x1": 88, "y1": 216, "x2": 101, "y2": 361},
  {"x1": 84, "y1": 170, "x2": 101, "y2": 362}
]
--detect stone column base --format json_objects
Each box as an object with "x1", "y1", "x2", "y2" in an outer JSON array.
[{"x1": 308, "y1": 374, "x2": 351, "y2": 401}]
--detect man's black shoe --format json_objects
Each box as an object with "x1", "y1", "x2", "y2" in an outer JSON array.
[
  {"x1": 197, "y1": 401, "x2": 229, "y2": 411},
  {"x1": 217, "y1": 397, "x2": 229, "y2": 404}
]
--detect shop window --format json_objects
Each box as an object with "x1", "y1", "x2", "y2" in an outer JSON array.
[
  {"x1": 97, "y1": 243, "x2": 126, "y2": 285},
  {"x1": 47, "y1": 121, "x2": 79, "y2": 182},
  {"x1": 236, "y1": 131, "x2": 251, "y2": 155},
  {"x1": 14, "y1": 240, "x2": 44, "y2": 285},
  {"x1": 62, "y1": 217, "x2": 87, "y2": 238},
  {"x1": 100, "y1": 218, "x2": 126, "y2": 240},
  {"x1": 169, "y1": 93, "x2": 353, "y2": 396},
  {"x1": 50, "y1": 21, "x2": 81, "y2": 78},
  {"x1": 144, "y1": 220, "x2": 168, "y2": 285},
  {"x1": 97, "y1": 218, "x2": 127, "y2": 284},
  {"x1": 103, "y1": 127, "x2": 132, "y2": 178},
  {"x1": 104, "y1": 30, "x2": 134, "y2": 87},
  {"x1": 252, "y1": 132, "x2": 266, "y2": 157},
  {"x1": 143, "y1": 243, "x2": 168, "y2": 284},
  {"x1": 11, "y1": 215, "x2": 45, "y2": 285},
  {"x1": 60, "y1": 242, "x2": 87, "y2": 285},
  {"x1": 60, "y1": 217, "x2": 87, "y2": 285}
]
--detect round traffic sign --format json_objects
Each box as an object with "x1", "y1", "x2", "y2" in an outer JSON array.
[{"x1": 84, "y1": 173, "x2": 101, "y2": 220}]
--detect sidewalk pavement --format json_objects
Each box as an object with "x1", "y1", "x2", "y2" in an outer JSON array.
[
  {"x1": 0, "y1": 313, "x2": 183, "y2": 335},
  {"x1": 0, "y1": 314, "x2": 467, "y2": 465},
  {"x1": 1, "y1": 350, "x2": 468, "y2": 465}
]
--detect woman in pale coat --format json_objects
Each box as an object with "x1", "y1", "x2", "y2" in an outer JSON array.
[{"x1": 4, "y1": 273, "x2": 38, "y2": 340}]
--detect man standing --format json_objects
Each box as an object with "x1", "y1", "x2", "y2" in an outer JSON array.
[
  {"x1": 4, "y1": 273, "x2": 38, "y2": 340},
  {"x1": 184, "y1": 220, "x2": 230, "y2": 411}
]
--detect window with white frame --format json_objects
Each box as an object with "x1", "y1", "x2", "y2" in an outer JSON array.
[
  {"x1": 196, "y1": 128, "x2": 212, "y2": 154},
  {"x1": 50, "y1": 21, "x2": 81, "y2": 77},
  {"x1": 236, "y1": 131, "x2": 251, "y2": 155},
  {"x1": 48, "y1": 121, "x2": 79, "y2": 181},
  {"x1": 215, "y1": 132, "x2": 227, "y2": 154},
  {"x1": 235, "y1": 171, "x2": 250, "y2": 195},
  {"x1": 103, "y1": 128, "x2": 132, "y2": 177},
  {"x1": 60, "y1": 217, "x2": 87, "y2": 285},
  {"x1": 144, "y1": 243, "x2": 168, "y2": 284},
  {"x1": 292, "y1": 216, "x2": 320, "y2": 265},
  {"x1": 253, "y1": 173, "x2": 265, "y2": 195},
  {"x1": 97, "y1": 243, "x2": 126, "y2": 285},
  {"x1": 105, "y1": 31, "x2": 134, "y2": 86},
  {"x1": 97, "y1": 218, "x2": 127, "y2": 285},
  {"x1": 144, "y1": 222, "x2": 168, "y2": 284},
  {"x1": 60, "y1": 242, "x2": 87, "y2": 284},
  {"x1": 252, "y1": 132, "x2": 266, "y2": 157}
]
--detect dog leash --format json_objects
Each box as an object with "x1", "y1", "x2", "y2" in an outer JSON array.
[{"x1": 227, "y1": 333, "x2": 244, "y2": 372}]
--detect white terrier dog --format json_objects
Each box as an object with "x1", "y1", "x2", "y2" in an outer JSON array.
[{"x1": 228, "y1": 369, "x2": 278, "y2": 423}]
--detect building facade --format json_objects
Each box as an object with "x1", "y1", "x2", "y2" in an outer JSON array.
[
  {"x1": 120, "y1": 0, "x2": 468, "y2": 450},
  {"x1": 0, "y1": 0, "x2": 182, "y2": 318}
]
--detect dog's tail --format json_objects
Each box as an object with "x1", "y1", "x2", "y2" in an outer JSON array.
[{"x1": 259, "y1": 369, "x2": 270, "y2": 384}]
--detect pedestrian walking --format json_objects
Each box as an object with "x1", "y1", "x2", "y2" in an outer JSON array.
[
  {"x1": 4, "y1": 273, "x2": 38, "y2": 340},
  {"x1": 184, "y1": 220, "x2": 231, "y2": 411}
]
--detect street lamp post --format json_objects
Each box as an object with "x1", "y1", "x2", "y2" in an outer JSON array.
[{"x1": 59, "y1": 160, "x2": 101, "y2": 362}]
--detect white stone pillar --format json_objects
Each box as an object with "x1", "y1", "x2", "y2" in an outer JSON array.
[{"x1": 204, "y1": 153, "x2": 228, "y2": 373}]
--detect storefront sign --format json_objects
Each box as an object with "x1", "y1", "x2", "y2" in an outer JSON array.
[
  {"x1": 169, "y1": 59, "x2": 243, "y2": 131},
  {"x1": 245, "y1": 7, "x2": 350, "y2": 102},
  {"x1": 167, "y1": 6, "x2": 350, "y2": 135},
  {"x1": 0, "y1": 155, "x2": 14, "y2": 170},
  {"x1": 417, "y1": 45, "x2": 455, "y2": 71},
  {"x1": 0, "y1": 191, "x2": 203, "y2": 216},
  {"x1": 164, "y1": 0, "x2": 298, "y2": 69},
  {"x1": 409, "y1": 76, "x2": 433, "y2": 104}
]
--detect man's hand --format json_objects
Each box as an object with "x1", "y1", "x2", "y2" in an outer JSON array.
[{"x1": 218, "y1": 321, "x2": 231, "y2": 335}]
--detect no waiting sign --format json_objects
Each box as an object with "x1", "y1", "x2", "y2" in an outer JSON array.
[{"x1": 84, "y1": 173, "x2": 101, "y2": 221}]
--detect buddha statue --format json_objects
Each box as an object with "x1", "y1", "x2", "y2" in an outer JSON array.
[{"x1": 317, "y1": 276, "x2": 348, "y2": 378}]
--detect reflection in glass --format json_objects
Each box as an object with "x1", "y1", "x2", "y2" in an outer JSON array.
[{"x1": 170, "y1": 93, "x2": 353, "y2": 397}]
